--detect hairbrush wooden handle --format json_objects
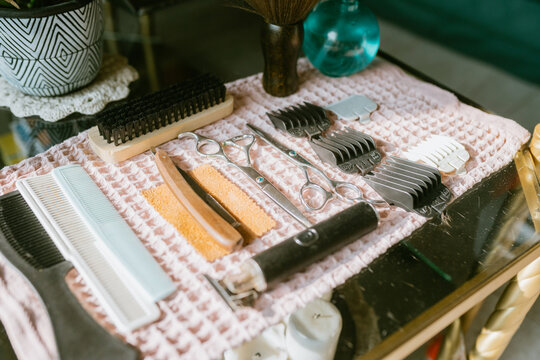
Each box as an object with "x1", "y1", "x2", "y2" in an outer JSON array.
[{"x1": 154, "y1": 150, "x2": 243, "y2": 251}]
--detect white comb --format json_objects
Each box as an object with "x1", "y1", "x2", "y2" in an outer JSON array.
[
  {"x1": 17, "y1": 172, "x2": 161, "y2": 332},
  {"x1": 404, "y1": 135, "x2": 470, "y2": 175}
]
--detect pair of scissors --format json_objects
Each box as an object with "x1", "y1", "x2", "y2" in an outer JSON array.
[
  {"x1": 247, "y1": 124, "x2": 385, "y2": 211},
  {"x1": 179, "y1": 132, "x2": 313, "y2": 228}
]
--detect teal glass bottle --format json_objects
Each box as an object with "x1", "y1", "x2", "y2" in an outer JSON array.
[{"x1": 303, "y1": 0, "x2": 380, "y2": 77}]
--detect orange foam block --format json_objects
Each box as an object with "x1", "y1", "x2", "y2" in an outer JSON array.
[
  {"x1": 191, "y1": 164, "x2": 276, "y2": 238},
  {"x1": 142, "y1": 164, "x2": 275, "y2": 261}
]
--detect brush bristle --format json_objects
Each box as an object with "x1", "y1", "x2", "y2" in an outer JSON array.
[
  {"x1": 96, "y1": 73, "x2": 226, "y2": 146},
  {"x1": 0, "y1": 193, "x2": 64, "y2": 270},
  {"x1": 229, "y1": 0, "x2": 319, "y2": 25}
]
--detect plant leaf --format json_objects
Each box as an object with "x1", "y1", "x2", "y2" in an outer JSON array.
[{"x1": 0, "y1": 0, "x2": 20, "y2": 8}]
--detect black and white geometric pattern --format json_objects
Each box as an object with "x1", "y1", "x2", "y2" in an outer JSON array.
[{"x1": 0, "y1": 0, "x2": 103, "y2": 96}]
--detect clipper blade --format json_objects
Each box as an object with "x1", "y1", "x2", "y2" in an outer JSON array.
[
  {"x1": 364, "y1": 156, "x2": 452, "y2": 217},
  {"x1": 267, "y1": 102, "x2": 330, "y2": 139},
  {"x1": 405, "y1": 135, "x2": 470, "y2": 175},
  {"x1": 203, "y1": 274, "x2": 258, "y2": 311},
  {"x1": 310, "y1": 127, "x2": 382, "y2": 175}
]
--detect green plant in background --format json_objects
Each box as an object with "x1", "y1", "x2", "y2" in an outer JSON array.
[{"x1": 0, "y1": 0, "x2": 67, "y2": 9}]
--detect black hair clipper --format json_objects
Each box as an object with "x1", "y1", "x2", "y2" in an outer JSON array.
[{"x1": 205, "y1": 201, "x2": 379, "y2": 310}]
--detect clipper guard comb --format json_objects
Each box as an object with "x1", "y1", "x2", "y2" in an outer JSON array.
[
  {"x1": 266, "y1": 103, "x2": 381, "y2": 174},
  {"x1": 364, "y1": 156, "x2": 452, "y2": 218},
  {"x1": 325, "y1": 94, "x2": 378, "y2": 122},
  {"x1": 267, "y1": 102, "x2": 331, "y2": 139},
  {"x1": 405, "y1": 135, "x2": 470, "y2": 175},
  {"x1": 310, "y1": 127, "x2": 382, "y2": 175}
]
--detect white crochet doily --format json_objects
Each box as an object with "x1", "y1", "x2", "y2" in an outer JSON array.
[{"x1": 0, "y1": 54, "x2": 139, "y2": 122}]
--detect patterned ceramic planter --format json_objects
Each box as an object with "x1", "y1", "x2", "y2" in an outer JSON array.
[{"x1": 0, "y1": 0, "x2": 103, "y2": 96}]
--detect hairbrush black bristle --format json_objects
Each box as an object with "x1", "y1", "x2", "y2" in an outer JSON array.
[
  {"x1": 88, "y1": 73, "x2": 234, "y2": 163},
  {"x1": 96, "y1": 73, "x2": 226, "y2": 145}
]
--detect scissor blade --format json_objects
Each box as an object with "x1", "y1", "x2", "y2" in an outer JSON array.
[
  {"x1": 262, "y1": 183, "x2": 313, "y2": 227},
  {"x1": 248, "y1": 123, "x2": 318, "y2": 173},
  {"x1": 238, "y1": 165, "x2": 312, "y2": 228},
  {"x1": 247, "y1": 124, "x2": 293, "y2": 156}
]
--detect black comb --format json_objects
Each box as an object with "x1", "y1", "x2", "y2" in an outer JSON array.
[
  {"x1": 0, "y1": 192, "x2": 138, "y2": 360},
  {"x1": 310, "y1": 127, "x2": 382, "y2": 175},
  {"x1": 96, "y1": 73, "x2": 226, "y2": 145},
  {"x1": 267, "y1": 102, "x2": 331, "y2": 139},
  {"x1": 364, "y1": 156, "x2": 452, "y2": 217}
]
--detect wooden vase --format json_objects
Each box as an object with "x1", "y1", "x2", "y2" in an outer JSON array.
[{"x1": 261, "y1": 22, "x2": 303, "y2": 97}]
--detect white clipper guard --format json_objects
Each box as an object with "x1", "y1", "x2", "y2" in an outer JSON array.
[
  {"x1": 325, "y1": 95, "x2": 378, "y2": 123},
  {"x1": 405, "y1": 135, "x2": 470, "y2": 175}
]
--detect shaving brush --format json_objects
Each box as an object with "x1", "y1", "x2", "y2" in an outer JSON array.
[{"x1": 226, "y1": 0, "x2": 319, "y2": 97}]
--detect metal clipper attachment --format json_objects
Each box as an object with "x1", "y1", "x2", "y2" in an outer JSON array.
[
  {"x1": 267, "y1": 102, "x2": 331, "y2": 139},
  {"x1": 204, "y1": 275, "x2": 258, "y2": 311},
  {"x1": 310, "y1": 127, "x2": 382, "y2": 175},
  {"x1": 325, "y1": 95, "x2": 378, "y2": 123},
  {"x1": 364, "y1": 156, "x2": 452, "y2": 218}
]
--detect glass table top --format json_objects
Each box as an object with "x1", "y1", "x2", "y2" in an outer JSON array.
[{"x1": 0, "y1": 2, "x2": 537, "y2": 359}]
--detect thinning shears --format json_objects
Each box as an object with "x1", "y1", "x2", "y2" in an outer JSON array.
[
  {"x1": 247, "y1": 124, "x2": 384, "y2": 210},
  {"x1": 179, "y1": 132, "x2": 312, "y2": 227}
]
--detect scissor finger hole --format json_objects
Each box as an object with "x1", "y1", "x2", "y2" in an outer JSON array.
[
  {"x1": 301, "y1": 185, "x2": 330, "y2": 211},
  {"x1": 226, "y1": 134, "x2": 255, "y2": 148},
  {"x1": 197, "y1": 139, "x2": 222, "y2": 155},
  {"x1": 334, "y1": 183, "x2": 363, "y2": 201}
]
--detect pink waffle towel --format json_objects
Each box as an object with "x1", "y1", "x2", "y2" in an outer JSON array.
[{"x1": 0, "y1": 58, "x2": 530, "y2": 359}]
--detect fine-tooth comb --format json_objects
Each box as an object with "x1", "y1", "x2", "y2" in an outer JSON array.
[
  {"x1": 404, "y1": 135, "x2": 470, "y2": 175},
  {"x1": 16, "y1": 165, "x2": 175, "y2": 332},
  {"x1": 267, "y1": 102, "x2": 382, "y2": 174},
  {"x1": 88, "y1": 73, "x2": 234, "y2": 163},
  {"x1": 0, "y1": 191, "x2": 138, "y2": 360},
  {"x1": 310, "y1": 127, "x2": 382, "y2": 175},
  {"x1": 364, "y1": 156, "x2": 452, "y2": 217}
]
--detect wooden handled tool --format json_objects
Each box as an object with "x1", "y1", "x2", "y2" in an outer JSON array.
[{"x1": 154, "y1": 149, "x2": 243, "y2": 252}]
